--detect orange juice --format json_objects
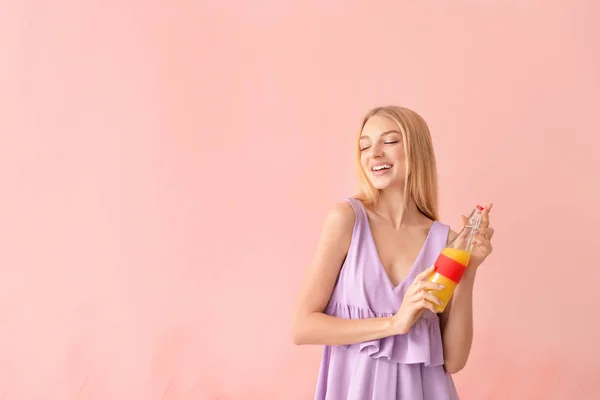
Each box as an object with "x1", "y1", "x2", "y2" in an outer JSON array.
[
  {"x1": 426, "y1": 204, "x2": 483, "y2": 313},
  {"x1": 441, "y1": 248, "x2": 470, "y2": 267},
  {"x1": 426, "y1": 248, "x2": 470, "y2": 313}
]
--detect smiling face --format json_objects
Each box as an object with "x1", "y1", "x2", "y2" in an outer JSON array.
[{"x1": 359, "y1": 115, "x2": 407, "y2": 191}]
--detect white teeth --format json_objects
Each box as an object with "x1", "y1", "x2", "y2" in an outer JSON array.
[{"x1": 372, "y1": 164, "x2": 392, "y2": 171}]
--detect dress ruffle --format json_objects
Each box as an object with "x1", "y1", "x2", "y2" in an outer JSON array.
[{"x1": 325, "y1": 301, "x2": 444, "y2": 367}]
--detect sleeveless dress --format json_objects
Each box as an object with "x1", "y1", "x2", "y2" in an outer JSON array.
[{"x1": 314, "y1": 198, "x2": 460, "y2": 400}]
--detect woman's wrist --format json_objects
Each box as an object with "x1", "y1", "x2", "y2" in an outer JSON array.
[
  {"x1": 387, "y1": 314, "x2": 407, "y2": 336},
  {"x1": 456, "y1": 268, "x2": 477, "y2": 292},
  {"x1": 463, "y1": 266, "x2": 478, "y2": 281}
]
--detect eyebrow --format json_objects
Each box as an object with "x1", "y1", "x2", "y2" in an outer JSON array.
[{"x1": 360, "y1": 130, "x2": 401, "y2": 140}]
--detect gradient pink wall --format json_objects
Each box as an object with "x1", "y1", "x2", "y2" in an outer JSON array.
[{"x1": 1, "y1": 1, "x2": 599, "y2": 399}]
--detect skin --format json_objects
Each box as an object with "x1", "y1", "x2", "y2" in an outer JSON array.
[{"x1": 291, "y1": 115, "x2": 494, "y2": 375}]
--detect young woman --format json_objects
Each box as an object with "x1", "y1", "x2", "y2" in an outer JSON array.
[{"x1": 292, "y1": 105, "x2": 494, "y2": 399}]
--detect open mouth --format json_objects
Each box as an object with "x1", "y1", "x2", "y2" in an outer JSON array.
[{"x1": 371, "y1": 164, "x2": 393, "y2": 172}]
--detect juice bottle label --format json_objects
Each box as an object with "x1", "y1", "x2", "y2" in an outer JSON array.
[{"x1": 426, "y1": 248, "x2": 471, "y2": 313}]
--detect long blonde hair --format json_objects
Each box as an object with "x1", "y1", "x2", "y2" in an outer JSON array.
[{"x1": 355, "y1": 105, "x2": 439, "y2": 221}]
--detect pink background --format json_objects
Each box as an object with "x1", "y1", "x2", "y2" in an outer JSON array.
[{"x1": 1, "y1": 1, "x2": 599, "y2": 399}]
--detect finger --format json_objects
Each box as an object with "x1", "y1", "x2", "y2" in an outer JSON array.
[
  {"x1": 414, "y1": 266, "x2": 435, "y2": 282},
  {"x1": 416, "y1": 280, "x2": 445, "y2": 292},
  {"x1": 476, "y1": 227, "x2": 494, "y2": 239},
  {"x1": 412, "y1": 289, "x2": 444, "y2": 306},
  {"x1": 481, "y1": 203, "x2": 493, "y2": 229},
  {"x1": 422, "y1": 291, "x2": 444, "y2": 306},
  {"x1": 418, "y1": 299, "x2": 438, "y2": 314},
  {"x1": 472, "y1": 238, "x2": 493, "y2": 254},
  {"x1": 472, "y1": 225, "x2": 493, "y2": 243},
  {"x1": 472, "y1": 237, "x2": 490, "y2": 246}
]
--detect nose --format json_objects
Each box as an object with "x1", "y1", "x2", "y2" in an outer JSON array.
[{"x1": 370, "y1": 141, "x2": 383, "y2": 158}]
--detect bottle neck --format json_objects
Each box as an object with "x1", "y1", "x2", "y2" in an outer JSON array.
[{"x1": 449, "y1": 208, "x2": 483, "y2": 252}]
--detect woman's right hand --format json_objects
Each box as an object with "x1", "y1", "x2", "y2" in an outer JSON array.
[{"x1": 390, "y1": 266, "x2": 444, "y2": 335}]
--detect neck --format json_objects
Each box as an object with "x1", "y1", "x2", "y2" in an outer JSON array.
[{"x1": 372, "y1": 187, "x2": 425, "y2": 229}]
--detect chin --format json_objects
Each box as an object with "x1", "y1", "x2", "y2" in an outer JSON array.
[
  {"x1": 369, "y1": 178, "x2": 392, "y2": 190},
  {"x1": 371, "y1": 183, "x2": 387, "y2": 190},
  {"x1": 370, "y1": 177, "x2": 403, "y2": 191}
]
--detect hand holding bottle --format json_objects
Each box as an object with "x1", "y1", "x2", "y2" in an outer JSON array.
[
  {"x1": 425, "y1": 205, "x2": 485, "y2": 313},
  {"x1": 390, "y1": 266, "x2": 444, "y2": 335},
  {"x1": 461, "y1": 203, "x2": 494, "y2": 269}
]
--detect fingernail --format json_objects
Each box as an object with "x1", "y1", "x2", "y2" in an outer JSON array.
[{"x1": 438, "y1": 284, "x2": 444, "y2": 289}]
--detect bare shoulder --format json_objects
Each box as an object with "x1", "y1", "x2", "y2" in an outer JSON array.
[
  {"x1": 293, "y1": 200, "x2": 356, "y2": 317},
  {"x1": 316, "y1": 200, "x2": 356, "y2": 252},
  {"x1": 323, "y1": 200, "x2": 356, "y2": 233}
]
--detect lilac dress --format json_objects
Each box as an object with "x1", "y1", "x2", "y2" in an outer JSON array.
[{"x1": 314, "y1": 198, "x2": 459, "y2": 400}]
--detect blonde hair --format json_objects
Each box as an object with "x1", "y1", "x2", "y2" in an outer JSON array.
[{"x1": 355, "y1": 105, "x2": 439, "y2": 221}]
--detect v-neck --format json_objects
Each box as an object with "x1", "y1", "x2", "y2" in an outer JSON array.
[{"x1": 358, "y1": 200, "x2": 437, "y2": 291}]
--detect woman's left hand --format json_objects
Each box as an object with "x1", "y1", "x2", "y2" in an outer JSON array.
[{"x1": 462, "y1": 203, "x2": 494, "y2": 268}]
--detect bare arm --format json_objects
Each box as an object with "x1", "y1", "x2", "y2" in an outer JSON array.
[
  {"x1": 291, "y1": 202, "x2": 398, "y2": 346},
  {"x1": 440, "y1": 204, "x2": 494, "y2": 374},
  {"x1": 439, "y1": 229, "x2": 476, "y2": 374}
]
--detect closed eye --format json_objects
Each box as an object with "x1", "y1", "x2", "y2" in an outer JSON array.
[
  {"x1": 384, "y1": 141, "x2": 399, "y2": 145},
  {"x1": 360, "y1": 146, "x2": 371, "y2": 151}
]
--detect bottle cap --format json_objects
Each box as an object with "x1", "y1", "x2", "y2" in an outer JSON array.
[{"x1": 476, "y1": 205, "x2": 484, "y2": 210}]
